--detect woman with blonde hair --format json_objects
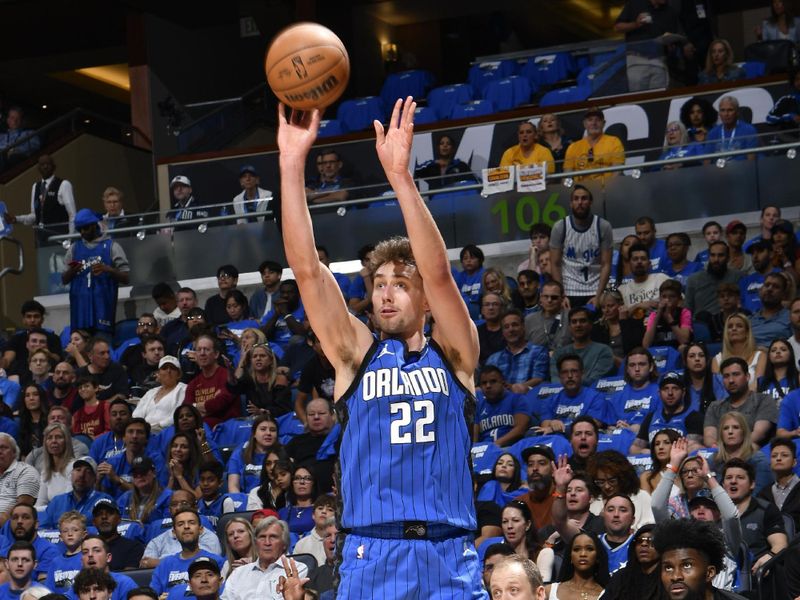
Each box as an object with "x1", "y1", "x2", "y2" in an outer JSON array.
[
  {"x1": 657, "y1": 121, "x2": 702, "y2": 169},
  {"x1": 35, "y1": 422, "x2": 76, "y2": 509},
  {"x1": 712, "y1": 411, "x2": 773, "y2": 494},
  {"x1": 234, "y1": 338, "x2": 292, "y2": 418},
  {"x1": 711, "y1": 313, "x2": 766, "y2": 388},
  {"x1": 699, "y1": 39, "x2": 745, "y2": 84},
  {"x1": 481, "y1": 267, "x2": 513, "y2": 307},
  {"x1": 221, "y1": 516, "x2": 258, "y2": 577},
  {"x1": 537, "y1": 113, "x2": 571, "y2": 168}
]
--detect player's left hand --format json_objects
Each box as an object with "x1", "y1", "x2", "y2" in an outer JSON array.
[
  {"x1": 374, "y1": 96, "x2": 416, "y2": 177},
  {"x1": 276, "y1": 103, "x2": 321, "y2": 162}
]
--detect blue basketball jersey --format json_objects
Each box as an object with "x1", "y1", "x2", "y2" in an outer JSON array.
[{"x1": 338, "y1": 337, "x2": 476, "y2": 530}]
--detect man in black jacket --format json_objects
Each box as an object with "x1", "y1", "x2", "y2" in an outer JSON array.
[{"x1": 758, "y1": 437, "x2": 800, "y2": 531}]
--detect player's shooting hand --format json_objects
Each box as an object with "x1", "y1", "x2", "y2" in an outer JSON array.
[
  {"x1": 374, "y1": 96, "x2": 416, "y2": 177},
  {"x1": 276, "y1": 103, "x2": 321, "y2": 162}
]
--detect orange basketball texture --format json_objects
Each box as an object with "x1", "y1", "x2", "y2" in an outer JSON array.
[{"x1": 265, "y1": 22, "x2": 350, "y2": 111}]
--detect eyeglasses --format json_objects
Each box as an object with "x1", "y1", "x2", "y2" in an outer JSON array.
[
  {"x1": 217, "y1": 273, "x2": 235, "y2": 279},
  {"x1": 293, "y1": 476, "x2": 313, "y2": 482},
  {"x1": 187, "y1": 315, "x2": 204, "y2": 322},
  {"x1": 680, "y1": 468, "x2": 700, "y2": 476},
  {"x1": 137, "y1": 321, "x2": 156, "y2": 328},
  {"x1": 636, "y1": 536, "x2": 654, "y2": 547},
  {"x1": 593, "y1": 477, "x2": 618, "y2": 487},
  {"x1": 666, "y1": 126, "x2": 681, "y2": 133}
]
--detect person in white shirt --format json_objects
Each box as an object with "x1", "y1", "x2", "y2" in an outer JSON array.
[
  {"x1": 7, "y1": 154, "x2": 76, "y2": 245},
  {"x1": 232, "y1": 165, "x2": 272, "y2": 224},
  {"x1": 221, "y1": 516, "x2": 307, "y2": 600},
  {"x1": 290, "y1": 495, "x2": 335, "y2": 569},
  {"x1": 618, "y1": 244, "x2": 669, "y2": 319},
  {"x1": 132, "y1": 356, "x2": 187, "y2": 433}
]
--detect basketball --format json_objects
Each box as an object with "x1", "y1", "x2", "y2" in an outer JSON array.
[{"x1": 265, "y1": 22, "x2": 350, "y2": 111}]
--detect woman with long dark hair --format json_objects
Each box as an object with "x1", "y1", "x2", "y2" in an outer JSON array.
[
  {"x1": 548, "y1": 530, "x2": 608, "y2": 600},
  {"x1": 477, "y1": 453, "x2": 527, "y2": 507},
  {"x1": 164, "y1": 432, "x2": 202, "y2": 497},
  {"x1": 413, "y1": 134, "x2": 475, "y2": 189},
  {"x1": 227, "y1": 413, "x2": 281, "y2": 494},
  {"x1": 278, "y1": 464, "x2": 317, "y2": 535},
  {"x1": 682, "y1": 342, "x2": 725, "y2": 413},
  {"x1": 640, "y1": 429, "x2": 681, "y2": 494},
  {"x1": 679, "y1": 97, "x2": 718, "y2": 144},
  {"x1": 601, "y1": 524, "x2": 660, "y2": 600},
  {"x1": 18, "y1": 384, "x2": 49, "y2": 457},
  {"x1": 249, "y1": 451, "x2": 291, "y2": 510},
  {"x1": 155, "y1": 404, "x2": 220, "y2": 463},
  {"x1": 757, "y1": 0, "x2": 800, "y2": 42},
  {"x1": 759, "y1": 338, "x2": 800, "y2": 402}
]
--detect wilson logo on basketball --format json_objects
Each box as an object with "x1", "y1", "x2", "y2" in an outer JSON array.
[
  {"x1": 292, "y1": 56, "x2": 308, "y2": 79},
  {"x1": 284, "y1": 74, "x2": 340, "y2": 102}
]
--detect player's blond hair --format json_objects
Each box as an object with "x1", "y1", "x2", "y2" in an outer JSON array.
[{"x1": 367, "y1": 236, "x2": 417, "y2": 277}]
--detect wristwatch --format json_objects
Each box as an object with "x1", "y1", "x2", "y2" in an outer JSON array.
[{"x1": 705, "y1": 472, "x2": 716, "y2": 480}]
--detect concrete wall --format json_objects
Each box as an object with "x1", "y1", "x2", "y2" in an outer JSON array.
[{"x1": 0, "y1": 135, "x2": 153, "y2": 331}]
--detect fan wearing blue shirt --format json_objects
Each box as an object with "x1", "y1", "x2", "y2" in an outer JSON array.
[
  {"x1": 73, "y1": 535, "x2": 137, "y2": 600},
  {"x1": 97, "y1": 418, "x2": 163, "y2": 499},
  {"x1": 777, "y1": 388, "x2": 800, "y2": 439},
  {"x1": 749, "y1": 272, "x2": 792, "y2": 348},
  {"x1": 739, "y1": 239, "x2": 777, "y2": 313},
  {"x1": 261, "y1": 280, "x2": 307, "y2": 351},
  {"x1": 598, "y1": 495, "x2": 636, "y2": 574},
  {"x1": 42, "y1": 457, "x2": 113, "y2": 528},
  {"x1": 473, "y1": 366, "x2": 530, "y2": 447},
  {"x1": 705, "y1": 96, "x2": 759, "y2": 160},
  {"x1": 662, "y1": 233, "x2": 702, "y2": 289},
  {"x1": 43, "y1": 510, "x2": 86, "y2": 594},
  {"x1": 0, "y1": 504, "x2": 58, "y2": 582},
  {"x1": 149, "y1": 510, "x2": 224, "y2": 595},
  {"x1": 609, "y1": 348, "x2": 661, "y2": 432},
  {"x1": 453, "y1": 244, "x2": 485, "y2": 320},
  {"x1": 486, "y1": 310, "x2": 549, "y2": 393},
  {"x1": 693, "y1": 221, "x2": 722, "y2": 266},
  {"x1": 166, "y1": 555, "x2": 224, "y2": 600},
  {"x1": 0, "y1": 541, "x2": 37, "y2": 600},
  {"x1": 539, "y1": 354, "x2": 612, "y2": 433},
  {"x1": 89, "y1": 399, "x2": 131, "y2": 464},
  {"x1": 634, "y1": 217, "x2": 669, "y2": 273}
]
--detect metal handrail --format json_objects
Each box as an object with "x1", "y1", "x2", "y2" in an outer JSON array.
[{"x1": 46, "y1": 138, "x2": 800, "y2": 243}]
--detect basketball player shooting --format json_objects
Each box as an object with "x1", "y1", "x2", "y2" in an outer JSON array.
[{"x1": 277, "y1": 96, "x2": 487, "y2": 598}]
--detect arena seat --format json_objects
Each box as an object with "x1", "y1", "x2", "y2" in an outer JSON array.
[
  {"x1": 217, "y1": 510, "x2": 256, "y2": 548},
  {"x1": 482, "y1": 76, "x2": 534, "y2": 112},
  {"x1": 113, "y1": 318, "x2": 138, "y2": 349},
  {"x1": 380, "y1": 69, "x2": 435, "y2": 108},
  {"x1": 451, "y1": 99, "x2": 495, "y2": 120},
  {"x1": 427, "y1": 83, "x2": 474, "y2": 119},
  {"x1": 123, "y1": 568, "x2": 155, "y2": 587},
  {"x1": 213, "y1": 417, "x2": 254, "y2": 447},
  {"x1": 744, "y1": 40, "x2": 799, "y2": 74},
  {"x1": 336, "y1": 96, "x2": 385, "y2": 132},
  {"x1": 518, "y1": 52, "x2": 575, "y2": 87},
  {"x1": 287, "y1": 552, "x2": 318, "y2": 577},
  {"x1": 412, "y1": 106, "x2": 438, "y2": 125},
  {"x1": 739, "y1": 61, "x2": 766, "y2": 79},
  {"x1": 317, "y1": 119, "x2": 345, "y2": 138},
  {"x1": 468, "y1": 60, "x2": 516, "y2": 95},
  {"x1": 539, "y1": 84, "x2": 592, "y2": 107}
]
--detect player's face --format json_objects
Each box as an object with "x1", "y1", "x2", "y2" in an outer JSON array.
[
  {"x1": 661, "y1": 548, "x2": 715, "y2": 600},
  {"x1": 480, "y1": 371, "x2": 505, "y2": 402},
  {"x1": 501, "y1": 506, "x2": 529, "y2": 546},
  {"x1": 372, "y1": 261, "x2": 427, "y2": 335}
]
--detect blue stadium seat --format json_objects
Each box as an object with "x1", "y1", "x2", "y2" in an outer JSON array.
[
  {"x1": 336, "y1": 96, "x2": 385, "y2": 132},
  {"x1": 481, "y1": 76, "x2": 534, "y2": 111},
  {"x1": 739, "y1": 61, "x2": 766, "y2": 79},
  {"x1": 509, "y1": 435, "x2": 572, "y2": 465},
  {"x1": 468, "y1": 60, "x2": 516, "y2": 94},
  {"x1": 412, "y1": 106, "x2": 438, "y2": 125},
  {"x1": 451, "y1": 99, "x2": 495, "y2": 120},
  {"x1": 518, "y1": 52, "x2": 574, "y2": 87},
  {"x1": 539, "y1": 84, "x2": 592, "y2": 107},
  {"x1": 113, "y1": 318, "x2": 138, "y2": 349},
  {"x1": 317, "y1": 119, "x2": 344, "y2": 138},
  {"x1": 427, "y1": 83, "x2": 474, "y2": 119},
  {"x1": 212, "y1": 417, "x2": 254, "y2": 447},
  {"x1": 380, "y1": 69, "x2": 435, "y2": 108}
]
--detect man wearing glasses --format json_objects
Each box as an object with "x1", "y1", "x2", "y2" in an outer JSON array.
[
  {"x1": 204, "y1": 264, "x2": 239, "y2": 326},
  {"x1": 305, "y1": 149, "x2": 353, "y2": 204},
  {"x1": 564, "y1": 108, "x2": 625, "y2": 182}
]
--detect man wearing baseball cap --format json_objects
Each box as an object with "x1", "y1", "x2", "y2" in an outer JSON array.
[
  {"x1": 165, "y1": 556, "x2": 224, "y2": 600},
  {"x1": 61, "y1": 208, "x2": 130, "y2": 337},
  {"x1": 563, "y1": 107, "x2": 625, "y2": 182},
  {"x1": 516, "y1": 445, "x2": 558, "y2": 530},
  {"x1": 630, "y1": 372, "x2": 704, "y2": 453},
  {"x1": 41, "y1": 457, "x2": 113, "y2": 528},
  {"x1": 231, "y1": 165, "x2": 272, "y2": 225},
  {"x1": 168, "y1": 175, "x2": 212, "y2": 224},
  {"x1": 92, "y1": 498, "x2": 145, "y2": 571}
]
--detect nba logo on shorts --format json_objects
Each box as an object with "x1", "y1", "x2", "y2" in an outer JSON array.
[{"x1": 292, "y1": 56, "x2": 308, "y2": 79}]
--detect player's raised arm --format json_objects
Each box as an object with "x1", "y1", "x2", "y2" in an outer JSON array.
[
  {"x1": 373, "y1": 97, "x2": 478, "y2": 376},
  {"x1": 277, "y1": 105, "x2": 372, "y2": 375}
]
